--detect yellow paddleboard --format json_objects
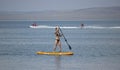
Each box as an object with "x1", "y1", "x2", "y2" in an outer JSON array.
[{"x1": 36, "y1": 51, "x2": 73, "y2": 55}]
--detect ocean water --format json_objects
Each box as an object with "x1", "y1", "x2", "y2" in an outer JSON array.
[{"x1": 0, "y1": 21, "x2": 120, "y2": 70}]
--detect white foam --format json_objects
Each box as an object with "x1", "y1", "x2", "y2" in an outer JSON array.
[
  {"x1": 29, "y1": 25, "x2": 79, "y2": 29},
  {"x1": 84, "y1": 26, "x2": 120, "y2": 29},
  {"x1": 85, "y1": 26, "x2": 106, "y2": 29},
  {"x1": 29, "y1": 25, "x2": 55, "y2": 28},
  {"x1": 29, "y1": 25, "x2": 120, "y2": 29}
]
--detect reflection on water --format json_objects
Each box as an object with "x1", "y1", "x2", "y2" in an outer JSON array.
[{"x1": 54, "y1": 56, "x2": 61, "y2": 70}]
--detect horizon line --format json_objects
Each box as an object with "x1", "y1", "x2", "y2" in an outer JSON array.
[{"x1": 0, "y1": 6, "x2": 120, "y2": 12}]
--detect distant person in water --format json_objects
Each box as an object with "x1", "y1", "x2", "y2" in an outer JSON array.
[
  {"x1": 81, "y1": 23, "x2": 84, "y2": 28},
  {"x1": 53, "y1": 26, "x2": 62, "y2": 52}
]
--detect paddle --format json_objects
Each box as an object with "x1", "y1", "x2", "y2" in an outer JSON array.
[{"x1": 59, "y1": 27, "x2": 72, "y2": 50}]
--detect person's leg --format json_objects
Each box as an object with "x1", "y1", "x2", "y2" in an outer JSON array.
[
  {"x1": 53, "y1": 40, "x2": 57, "y2": 51},
  {"x1": 58, "y1": 41, "x2": 62, "y2": 52},
  {"x1": 53, "y1": 40, "x2": 58, "y2": 51}
]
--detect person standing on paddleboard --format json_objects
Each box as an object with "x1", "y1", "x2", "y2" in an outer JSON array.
[{"x1": 54, "y1": 26, "x2": 62, "y2": 52}]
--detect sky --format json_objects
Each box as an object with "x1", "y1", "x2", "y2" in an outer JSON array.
[{"x1": 0, "y1": 0, "x2": 120, "y2": 11}]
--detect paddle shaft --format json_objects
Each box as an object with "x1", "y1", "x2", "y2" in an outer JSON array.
[{"x1": 59, "y1": 27, "x2": 72, "y2": 50}]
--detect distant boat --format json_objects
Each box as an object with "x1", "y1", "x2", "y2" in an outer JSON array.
[
  {"x1": 32, "y1": 22, "x2": 37, "y2": 26},
  {"x1": 30, "y1": 22, "x2": 38, "y2": 28}
]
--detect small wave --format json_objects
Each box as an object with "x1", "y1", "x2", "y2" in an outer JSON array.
[
  {"x1": 109, "y1": 26, "x2": 120, "y2": 29},
  {"x1": 29, "y1": 25, "x2": 79, "y2": 29},
  {"x1": 85, "y1": 26, "x2": 120, "y2": 29},
  {"x1": 85, "y1": 26, "x2": 106, "y2": 29},
  {"x1": 29, "y1": 25, "x2": 120, "y2": 29},
  {"x1": 29, "y1": 25, "x2": 55, "y2": 28}
]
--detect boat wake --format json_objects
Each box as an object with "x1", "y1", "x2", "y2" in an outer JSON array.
[
  {"x1": 85, "y1": 26, "x2": 120, "y2": 29},
  {"x1": 29, "y1": 25, "x2": 78, "y2": 29},
  {"x1": 29, "y1": 25, "x2": 120, "y2": 29}
]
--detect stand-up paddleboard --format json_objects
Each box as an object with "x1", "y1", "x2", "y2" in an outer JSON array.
[{"x1": 36, "y1": 51, "x2": 73, "y2": 55}]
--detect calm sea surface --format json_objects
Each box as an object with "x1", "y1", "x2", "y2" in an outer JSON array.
[{"x1": 0, "y1": 21, "x2": 120, "y2": 70}]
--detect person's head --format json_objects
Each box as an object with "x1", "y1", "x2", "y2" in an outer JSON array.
[{"x1": 55, "y1": 26, "x2": 59, "y2": 31}]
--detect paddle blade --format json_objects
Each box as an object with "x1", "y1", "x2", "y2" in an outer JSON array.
[{"x1": 68, "y1": 45, "x2": 72, "y2": 50}]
